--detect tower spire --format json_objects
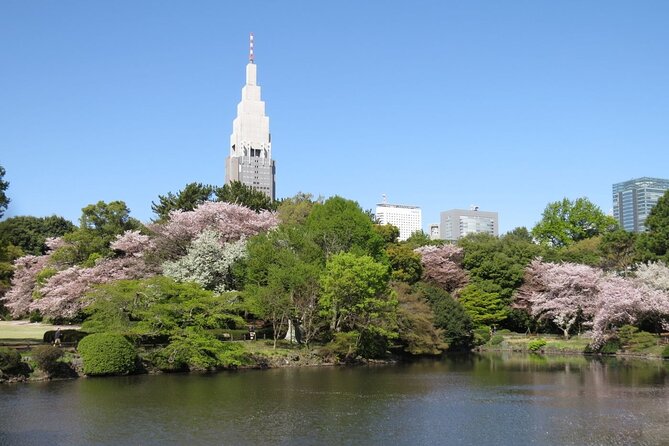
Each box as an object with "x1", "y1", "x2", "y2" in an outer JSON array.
[{"x1": 249, "y1": 32, "x2": 254, "y2": 64}]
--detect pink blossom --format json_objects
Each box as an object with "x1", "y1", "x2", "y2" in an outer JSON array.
[
  {"x1": 2, "y1": 255, "x2": 51, "y2": 317},
  {"x1": 111, "y1": 230, "x2": 151, "y2": 257},
  {"x1": 415, "y1": 245, "x2": 468, "y2": 292}
]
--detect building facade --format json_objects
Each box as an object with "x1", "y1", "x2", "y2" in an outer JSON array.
[
  {"x1": 613, "y1": 177, "x2": 669, "y2": 232},
  {"x1": 375, "y1": 200, "x2": 422, "y2": 241},
  {"x1": 225, "y1": 34, "x2": 276, "y2": 200},
  {"x1": 439, "y1": 207, "x2": 498, "y2": 241}
]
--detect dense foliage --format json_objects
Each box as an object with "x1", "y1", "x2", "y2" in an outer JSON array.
[
  {"x1": 4, "y1": 190, "x2": 669, "y2": 364},
  {"x1": 77, "y1": 333, "x2": 137, "y2": 376}
]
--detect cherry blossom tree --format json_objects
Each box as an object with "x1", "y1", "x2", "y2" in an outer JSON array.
[
  {"x1": 162, "y1": 230, "x2": 247, "y2": 293},
  {"x1": 150, "y1": 201, "x2": 278, "y2": 258},
  {"x1": 634, "y1": 261, "x2": 669, "y2": 292},
  {"x1": 110, "y1": 230, "x2": 151, "y2": 257},
  {"x1": 516, "y1": 260, "x2": 601, "y2": 339},
  {"x1": 2, "y1": 255, "x2": 51, "y2": 317},
  {"x1": 415, "y1": 245, "x2": 468, "y2": 292}
]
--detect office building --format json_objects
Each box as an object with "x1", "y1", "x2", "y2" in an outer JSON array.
[
  {"x1": 613, "y1": 177, "x2": 669, "y2": 232},
  {"x1": 440, "y1": 207, "x2": 498, "y2": 241}
]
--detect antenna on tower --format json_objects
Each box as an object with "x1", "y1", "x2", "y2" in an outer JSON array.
[
  {"x1": 249, "y1": 32, "x2": 255, "y2": 63},
  {"x1": 382, "y1": 194, "x2": 387, "y2": 204}
]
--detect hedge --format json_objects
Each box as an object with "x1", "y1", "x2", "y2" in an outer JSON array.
[{"x1": 77, "y1": 333, "x2": 137, "y2": 376}]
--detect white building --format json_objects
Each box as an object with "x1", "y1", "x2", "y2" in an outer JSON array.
[
  {"x1": 440, "y1": 207, "x2": 498, "y2": 241},
  {"x1": 375, "y1": 197, "x2": 422, "y2": 241},
  {"x1": 225, "y1": 33, "x2": 276, "y2": 200}
]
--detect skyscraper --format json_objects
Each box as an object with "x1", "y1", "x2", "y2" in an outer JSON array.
[
  {"x1": 226, "y1": 33, "x2": 276, "y2": 200},
  {"x1": 439, "y1": 207, "x2": 498, "y2": 241},
  {"x1": 613, "y1": 177, "x2": 669, "y2": 232}
]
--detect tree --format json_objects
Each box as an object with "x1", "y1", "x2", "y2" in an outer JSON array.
[
  {"x1": 636, "y1": 190, "x2": 669, "y2": 262},
  {"x1": 244, "y1": 227, "x2": 324, "y2": 347},
  {"x1": 151, "y1": 182, "x2": 216, "y2": 223},
  {"x1": 516, "y1": 260, "x2": 601, "y2": 339},
  {"x1": 599, "y1": 229, "x2": 637, "y2": 272},
  {"x1": 0, "y1": 165, "x2": 9, "y2": 218},
  {"x1": 386, "y1": 244, "x2": 423, "y2": 284},
  {"x1": 162, "y1": 230, "x2": 247, "y2": 293},
  {"x1": 532, "y1": 197, "x2": 618, "y2": 248},
  {"x1": 635, "y1": 261, "x2": 669, "y2": 292},
  {"x1": 215, "y1": 181, "x2": 277, "y2": 212},
  {"x1": 404, "y1": 230, "x2": 441, "y2": 249},
  {"x1": 305, "y1": 196, "x2": 384, "y2": 259},
  {"x1": 415, "y1": 283, "x2": 473, "y2": 350},
  {"x1": 393, "y1": 282, "x2": 445, "y2": 355},
  {"x1": 319, "y1": 253, "x2": 395, "y2": 343},
  {"x1": 0, "y1": 215, "x2": 75, "y2": 255},
  {"x1": 415, "y1": 244, "x2": 468, "y2": 292},
  {"x1": 150, "y1": 201, "x2": 278, "y2": 259},
  {"x1": 458, "y1": 281, "x2": 509, "y2": 328},
  {"x1": 276, "y1": 192, "x2": 319, "y2": 226},
  {"x1": 50, "y1": 201, "x2": 143, "y2": 266},
  {"x1": 373, "y1": 224, "x2": 400, "y2": 245}
]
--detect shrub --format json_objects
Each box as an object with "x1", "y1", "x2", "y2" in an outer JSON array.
[
  {"x1": 0, "y1": 347, "x2": 22, "y2": 373},
  {"x1": 626, "y1": 331, "x2": 657, "y2": 351},
  {"x1": 152, "y1": 330, "x2": 249, "y2": 372},
  {"x1": 527, "y1": 339, "x2": 547, "y2": 352},
  {"x1": 490, "y1": 334, "x2": 504, "y2": 346},
  {"x1": 31, "y1": 345, "x2": 64, "y2": 375},
  {"x1": 599, "y1": 339, "x2": 621, "y2": 354},
  {"x1": 319, "y1": 332, "x2": 360, "y2": 362},
  {"x1": 472, "y1": 327, "x2": 491, "y2": 346},
  {"x1": 662, "y1": 345, "x2": 669, "y2": 359},
  {"x1": 29, "y1": 310, "x2": 43, "y2": 323},
  {"x1": 77, "y1": 333, "x2": 137, "y2": 376}
]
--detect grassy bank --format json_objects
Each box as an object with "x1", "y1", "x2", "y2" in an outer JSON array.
[{"x1": 479, "y1": 331, "x2": 669, "y2": 359}]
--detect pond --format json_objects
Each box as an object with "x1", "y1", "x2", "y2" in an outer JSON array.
[{"x1": 1, "y1": 353, "x2": 667, "y2": 445}]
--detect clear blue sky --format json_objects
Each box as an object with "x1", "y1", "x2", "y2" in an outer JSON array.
[{"x1": 2, "y1": 1, "x2": 668, "y2": 233}]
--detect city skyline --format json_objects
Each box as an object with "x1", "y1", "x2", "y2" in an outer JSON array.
[{"x1": 2, "y1": 2, "x2": 668, "y2": 233}]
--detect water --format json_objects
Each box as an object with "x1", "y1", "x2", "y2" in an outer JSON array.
[{"x1": 1, "y1": 353, "x2": 667, "y2": 445}]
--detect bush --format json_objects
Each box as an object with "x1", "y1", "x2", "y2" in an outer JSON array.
[
  {"x1": 489, "y1": 334, "x2": 504, "y2": 346},
  {"x1": 29, "y1": 310, "x2": 43, "y2": 323},
  {"x1": 0, "y1": 347, "x2": 22, "y2": 373},
  {"x1": 78, "y1": 333, "x2": 137, "y2": 376},
  {"x1": 599, "y1": 339, "x2": 621, "y2": 354},
  {"x1": 473, "y1": 327, "x2": 491, "y2": 346},
  {"x1": 152, "y1": 330, "x2": 249, "y2": 372},
  {"x1": 662, "y1": 345, "x2": 669, "y2": 359},
  {"x1": 31, "y1": 345, "x2": 64, "y2": 375},
  {"x1": 319, "y1": 332, "x2": 360, "y2": 362},
  {"x1": 527, "y1": 339, "x2": 547, "y2": 352}
]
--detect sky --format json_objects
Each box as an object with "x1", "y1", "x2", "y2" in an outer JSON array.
[{"x1": 2, "y1": 1, "x2": 668, "y2": 234}]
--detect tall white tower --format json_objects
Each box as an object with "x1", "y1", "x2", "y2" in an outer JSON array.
[{"x1": 226, "y1": 33, "x2": 276, "y2": 200}]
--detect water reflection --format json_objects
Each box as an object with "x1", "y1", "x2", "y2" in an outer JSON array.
[{"x1": 1, "y1": 354, "x2": 667, "y2": 445}]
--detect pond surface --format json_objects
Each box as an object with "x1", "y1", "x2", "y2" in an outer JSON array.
[{"x1": 1, "y1": 353, "x2": 668, "y2": 445}]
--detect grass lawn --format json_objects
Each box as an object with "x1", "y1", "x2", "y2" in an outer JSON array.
[{"x1": 0, "y1": 321, "x2": 79, "y2": 342}]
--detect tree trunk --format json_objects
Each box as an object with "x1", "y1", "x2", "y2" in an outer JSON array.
[{"x1": 285, "y1": 319, "x2": 296, "y2": 343}]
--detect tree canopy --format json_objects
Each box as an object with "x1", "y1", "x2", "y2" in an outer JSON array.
[{"x1": 531, "y1": 197, "x2": 618, "y2": 248}]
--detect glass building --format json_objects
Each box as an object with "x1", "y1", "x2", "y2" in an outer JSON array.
[
  {"x1": 439, "y1": 207, "x2": 498, "y2": 241},
  {"x1": 612, "y1": 177, "x2": 669, "y2": 232}
]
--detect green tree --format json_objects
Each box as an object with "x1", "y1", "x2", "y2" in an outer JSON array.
[
  {"x1": 458, "y1": 281, "x2": 508, "y2": 328},
  {"x1": 306, "y1": 196, "x2": 384, "y2": 259},
  {"x1": 393, "y1": 282, "x2": 445, "y2": 355},
  {"x1": 415, "y1": 283, "x2": 473, "y2": 350},
  {"x1": 319, "y1": 253, "x2": 396, "y2": 352},
  {"x1": 386, "y1": 244, "x2": 423, "y2": 284},
  {"x1": 600, "y1": 229, "x2": 637, "y2": 272},
  {"x1": 0, "y1": 165, "x2": 9, "y2": 218},
  {"x1": 373, "y1": 224, "x2": 400, "y2": 245},
  {"x1": 0, "y1": 215, "x2": 75, "y2": 255},
  {"x1": 276, "y1": 192, "x2": 319, "y2": 226},
  {"x1": 51, "y1": 201, "x2": 142, "y2": 266},
  {"x1": 636, "y1": 190, "x2": 669, "y2": 262},
  {"x1": 532, "y1": 197, "x2": 618, "y2": 248},
  {"x1": 244, "y1": 227, "x2": 324, "y2": 347},
  {"x1": 151, "y1": 182, "x2": 215, "y2": 222},
  {"x1": 215, "y1": 181, "x2": 276, "y2": 212},
  {"x1": 404, "y1": 230, "x2": 441, "y2": 249}
]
